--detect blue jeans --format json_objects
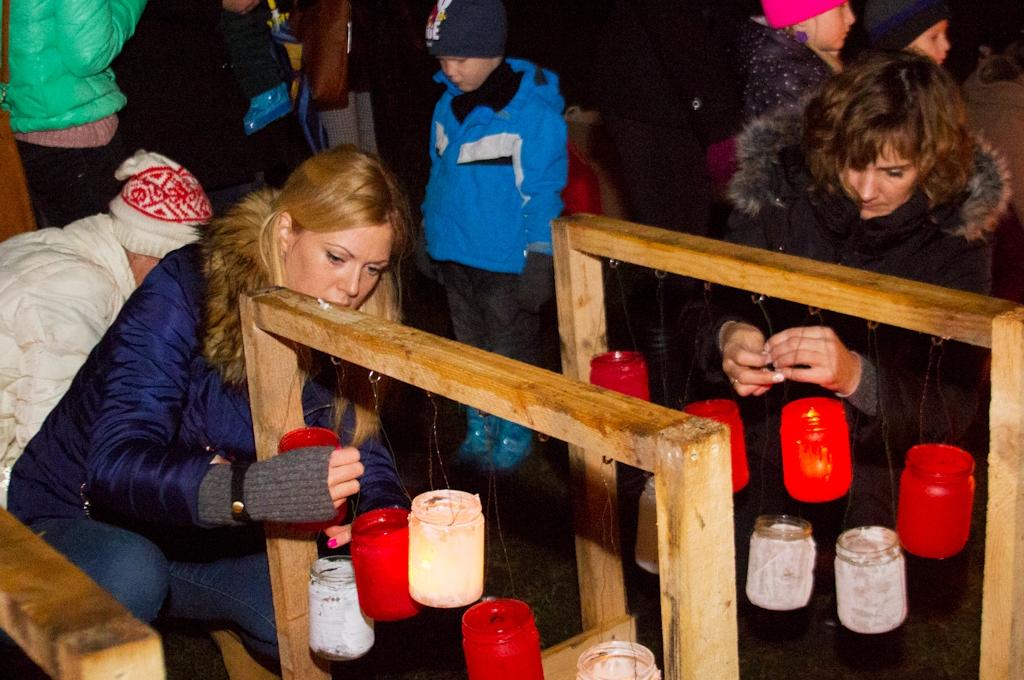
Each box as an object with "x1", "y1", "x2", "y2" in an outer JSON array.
[{"x1": 28, "y1": 517, "x2": 278, "y2": 659}]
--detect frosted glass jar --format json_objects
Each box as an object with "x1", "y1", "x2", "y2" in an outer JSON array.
[
  {"x1": 745, "y1": 515, "x2": 815, "y2": 611},
  {"x1": 835, "y1": 526, "x2": 907, "y2": 634},
  {"x1": 634, "y1": 475, "x2": 659, "y2": 574},
  {"x1": 408, "y1": 489, "x2": 485, "y2": 608},
  {"x1": 576, "y1": 641, "x2": 661, "y2": 680},
  {"x1": 308, "y1": 556, "x2": 374, "y2": 660}
]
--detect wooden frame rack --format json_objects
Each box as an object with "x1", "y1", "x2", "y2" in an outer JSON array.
[{"x1": 240, "y1": 213, "x2": 1023, "y2": 680}]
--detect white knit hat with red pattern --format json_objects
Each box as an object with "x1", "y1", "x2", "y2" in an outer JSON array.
[{"x1": 108, "y1": 150, "x2": 212, "y2": 258}]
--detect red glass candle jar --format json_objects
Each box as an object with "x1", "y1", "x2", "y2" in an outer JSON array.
[
  {"x1": 897, "y1": 444, "x2": 975, "y2": 559},
  {"x1": 279, "y1": 426, "x2": 339, "y2": 452},
  {"x1": 350, "y1": 507, "x2": 423, "y2": 621},
  {"x1": 462, "y1": 599, "x2": 544, "y2": 680},
  {"x1": 779, "y1": 397, "x2": 852, "y2": 503},
  {"x1": 278, "y1": 426, "x2": 346, "y2": 532},
  {"x1": 683, "y1": 399, "x2": 750, "y2": 493},
  {"x1": 590, "y1": 351, "x2": 650, "y2": 401}
]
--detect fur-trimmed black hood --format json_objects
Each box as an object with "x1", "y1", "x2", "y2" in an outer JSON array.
[{"x1": 728, "y1": 108, "x2": 1011, "y2": 242}]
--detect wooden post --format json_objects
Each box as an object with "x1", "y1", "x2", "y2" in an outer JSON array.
[
  {"x1": 980, "y1": 308, "x2": 1024, "y2": 680},
  {"x1": 655, "y1": 421, "x2": 738, "y2": 680},
  {"x1": 553, "y1": 221, "x2": 628, "y2": 628},
  {"x1": 0, "y1": 509, "x2": 164, "y2": 680},
  {"x1": 239, "y1": 295, "x2": 329, "y2": 680}
]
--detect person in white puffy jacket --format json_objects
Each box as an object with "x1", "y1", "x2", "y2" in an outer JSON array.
[{"x1": 0, "y1": 150, "x2": 212, "y2": 507}]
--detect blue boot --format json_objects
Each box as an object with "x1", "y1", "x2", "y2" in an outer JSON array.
[
  {"x1": 243, "y1": 82, "x2": 292, "y2": 135},
  {"x1": 491, "y1": 419, "x2": 533, "y2": 472},
  {"x1": 457, "y1": 408, "x2": 493, "y2": 465}
]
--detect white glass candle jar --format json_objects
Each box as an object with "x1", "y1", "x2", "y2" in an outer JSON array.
[
  {"x1": 308, "y1": 555, "x2": 374, "y2": 660},
  {"x1": 634, "y1": 475, "x2": 659, "y2": 574},
  {"x1": 408, "y1": 489, "x2": 485, "y2": 608},
  {"x1": 576, "y1": 640, "x2": 661, "y2": 680},
  {"x1": 745, "y1": 515, "x2": 815, "y2": 611},
  {"x1": 835, "y1": 526, "x2": 907, "y2": 634}
]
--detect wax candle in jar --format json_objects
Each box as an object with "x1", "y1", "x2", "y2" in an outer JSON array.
[
  {"x1": 683, "y1": 399, "x2": 750, "y2": 493},
  {"x1": 350, "y1": 507, "x2": 422, "y2": 621},
  {"x1": 634, "y1": 475, "x2": 660, "y2": 574},
  {"x1": 462, "y1": 598, "x2": 544, "y2": 680},
  {"x1": 408, "y1": 489, "x2": 485, "y2": 608},
  {"x1": 308, "y1": 555, "x2": 374, "y2": 660},
  {"x1": 745, "y1": 515, "x2": 815, "y2": 611},
  {"x1": 576, "y1": 640, "x2": 661, "y2": 680},
  {"x1": 590, "y1": 351, "x2": 650, "y2": 401},
  {"x1": 278, "y1": 426, "x2": 347, "y2": 532},
  {"x1": 896, "y1": 444, "x2": 975, "y2": 559},
  {"x1": 834, "y1": 526, "x2": 907, "y2": 634},
  {"x1": 780, "y1": 397, "x2": 852, "y2": 502}
]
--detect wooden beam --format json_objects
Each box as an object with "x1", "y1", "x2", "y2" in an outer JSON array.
[
  {"x1": 244, "y1": 289, "x2": 688, "y2": 474},
  {"x1": 553, "y1": 215, "x2": 608, "y2": 382},
  {"x1": 540, "y1": 614, "x2": 636, "y2": 680},
  {"x1": 980, "y1": 308, "x2": 1024, "y2": 680},
  {"x1": 554, "y1": 222, "x2": 628, "y2": 628},
  {"x1": 0, "y1": 508, "x2": 164, "y2": 680},
  {"x1": 557, "y1": 215, "x2": 1016, "y2": 348},
  {"x1": 655, "y1": 422, "x2": 738, "y2": 680},
  {"x1": 239, "y1": 296, "x2": 329, "y2": 680}
]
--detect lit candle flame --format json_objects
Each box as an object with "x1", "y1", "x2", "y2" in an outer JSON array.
[{"x1": 797, "y1": 407, "x2": 833, "y2": 480}]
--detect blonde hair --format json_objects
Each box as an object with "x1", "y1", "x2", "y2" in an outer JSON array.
[{"x1": 259, "y1": 145, "x2": 412, "y2": 445}]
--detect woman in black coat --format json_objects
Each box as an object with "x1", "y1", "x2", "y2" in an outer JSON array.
[{"x1": 706, "y1": 51, "x2": 1009, "y2": 561}]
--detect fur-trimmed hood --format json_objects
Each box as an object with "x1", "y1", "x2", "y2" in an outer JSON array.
[
  {"x1": 728, "y1": 108, "x2": 1011, "y2": 242},
  {"x1": 200, "y1": 189, "x2": 278, "y2": 387}
]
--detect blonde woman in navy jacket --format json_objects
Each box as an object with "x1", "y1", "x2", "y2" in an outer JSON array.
[{"x1": 10, "y1": 146, "x2": 411, "y2": 661}]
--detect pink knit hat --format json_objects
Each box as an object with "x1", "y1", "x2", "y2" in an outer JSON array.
[
  {"x1": 108, "y1": 150, "x2": 212, "y2": 258},
  {"x1": 762, "y1": 0, "x2": 848, "y2": 28}
]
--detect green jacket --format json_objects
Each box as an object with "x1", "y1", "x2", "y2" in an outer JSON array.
[{"x1": 4, "y1": 0, "x2": 147, "y2": 133}]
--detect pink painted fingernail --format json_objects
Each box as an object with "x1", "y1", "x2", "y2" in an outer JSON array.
[{"x1": 326, "y1": 537, "x2": 339, "y2": 549}]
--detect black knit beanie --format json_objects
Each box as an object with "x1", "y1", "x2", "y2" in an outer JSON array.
[
  {"x1": 425, "y1": 0, "x2": 508, "y2": 58},
  {"x1": 865, "y1": 0, "x2": 951, "y2": 50}
]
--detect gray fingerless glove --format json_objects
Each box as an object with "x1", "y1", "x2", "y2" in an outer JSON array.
[
  {"x1": 517, "y1": 250, "x2": 554, "y2": 313},
  {"x1": 197, "y1": 445, "x2": 337, "y2": 526}
]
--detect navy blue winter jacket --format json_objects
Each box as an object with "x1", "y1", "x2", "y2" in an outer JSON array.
[{"x1": 9, "y1": 244, "x2": 407, "y2": 527}]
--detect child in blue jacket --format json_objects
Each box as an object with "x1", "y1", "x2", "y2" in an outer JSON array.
[{"x1": 422, "y1": 0, "x2": 568, "y2": 471}]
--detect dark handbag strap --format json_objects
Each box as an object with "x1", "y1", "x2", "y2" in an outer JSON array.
[{"x1": 2, "y1": 0, "x2": 10, "y2": 89}]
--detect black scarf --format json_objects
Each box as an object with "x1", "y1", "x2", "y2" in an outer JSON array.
[{"x1": 450, "y1": 61, "x2": 523, "y2": 123}]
